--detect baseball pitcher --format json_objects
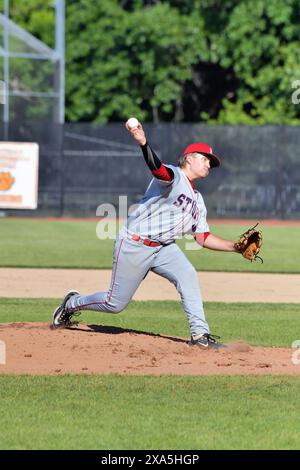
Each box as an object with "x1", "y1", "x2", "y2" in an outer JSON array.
[{"x1": 52, "y1": 119, "x2": 241, "y2": 349}]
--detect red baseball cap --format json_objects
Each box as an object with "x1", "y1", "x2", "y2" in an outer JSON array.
[{"x1": 182, "y1": 142, "x2": 221, "y2": 168}]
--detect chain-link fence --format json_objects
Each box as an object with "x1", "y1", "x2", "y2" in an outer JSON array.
[
  {"x1": 0, "y1": 3, "x2": 64, "y2": 124},
  {"x1": 1, "y1": 122, "x2": 300, "y2": 218}
]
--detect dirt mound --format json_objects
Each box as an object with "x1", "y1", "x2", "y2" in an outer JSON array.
[{"x1": 0, "y1": 322, "x2": 298, "y2": 376}]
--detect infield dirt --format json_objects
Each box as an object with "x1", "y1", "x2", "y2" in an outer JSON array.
[
  {"x1": 1, "y1": 265, "x2": 299, "y2": 376},
  {"x1": 0, "y1": 322, "x2": 298, "y2": 376},
  {"x1": 1, "y1": 268, "x2": 300, "y2": 303}
]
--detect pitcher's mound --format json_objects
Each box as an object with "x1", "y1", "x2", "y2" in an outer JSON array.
[{"x1": 0, "y1": 322, "x2": 297, "y2": 376}]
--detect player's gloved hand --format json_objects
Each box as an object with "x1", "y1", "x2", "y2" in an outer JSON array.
[{"x1": 234, "y1": 223, "x2": 263, "y2": 263}]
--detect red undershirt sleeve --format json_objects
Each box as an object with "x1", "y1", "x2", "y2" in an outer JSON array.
[
  {"x1": 194, "y1": 232, "x2": 211, "y2": 246},
  {"x1": 152, "y1": 164, "x2": 173, "y2": 181}
]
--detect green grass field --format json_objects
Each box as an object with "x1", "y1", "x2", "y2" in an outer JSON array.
[
  {"x1": 0, "y1": 298, "x2": 299, "y2": 347},
  {"x1": 0, "y1": 218, "x2": 299, "y2": 272},
  {"x1": 1, "y1": 218, "x2": 299, "y2": 449},
  {"x1": 1, "y1": 375, "x2": 300, "y2": 450},
  {"x1": 1, "y1": 299, "x2": 300, "y2": 449}
]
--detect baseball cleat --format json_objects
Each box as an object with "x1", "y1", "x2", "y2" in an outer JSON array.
[
  {"x1": 52, "y1": 290, "x2": 80, "y2": 329},
  {"x1": 188, "y1": 333, "x2": 225, "y2": 349}
]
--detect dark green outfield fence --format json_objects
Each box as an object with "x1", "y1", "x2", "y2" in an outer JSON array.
[{"x1": 1, "y1": 122, "x2": 300, "y2": 218}]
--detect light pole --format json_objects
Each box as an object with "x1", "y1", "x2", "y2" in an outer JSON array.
[
  {"x1": 55, "y1": 0, "x2": 65, "y2": 124},
  {"x1": 3, "y1": 0, "x2": 9, "y2": 130}
]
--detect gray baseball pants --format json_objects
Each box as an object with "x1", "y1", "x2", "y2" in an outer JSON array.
[{"x1": 66, "y1": 236, "x2": 210, "y2": 337}]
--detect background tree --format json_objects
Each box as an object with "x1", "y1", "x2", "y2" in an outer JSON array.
[
  {"x1": 202, "y1": 0, "x2": 300, "y2": 124},
  {"x1": 3, "y1": 0, "x2": 300, "y2": 124}
]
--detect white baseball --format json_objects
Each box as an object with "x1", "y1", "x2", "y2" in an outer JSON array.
[{"x1": 126, "y1": 117, "x2": 139, "y2": 129}]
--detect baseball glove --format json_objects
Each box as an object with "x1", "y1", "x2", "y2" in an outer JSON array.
[{"x1": 234, "y1": 223, "x2": 263, "y2": 263}]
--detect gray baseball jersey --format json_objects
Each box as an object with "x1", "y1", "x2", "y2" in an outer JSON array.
[{"x1": 120, "y1": 165, "x2": 209, "y2": 243}]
